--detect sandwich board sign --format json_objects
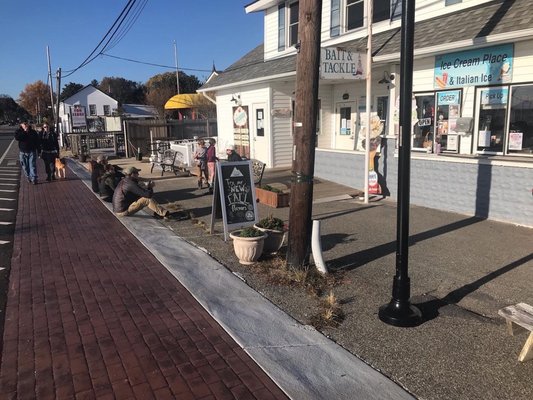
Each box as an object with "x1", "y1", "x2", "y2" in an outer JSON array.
[{"x1": 210, "y1": 160, "x2": 258, "y2": 240}]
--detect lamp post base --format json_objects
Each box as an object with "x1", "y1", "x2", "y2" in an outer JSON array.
[{"x1": 379, "y1": 299, "x2": 422, "y2": 327}]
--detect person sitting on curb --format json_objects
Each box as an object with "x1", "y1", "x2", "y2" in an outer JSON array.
[
  {"x1": 98, "y1": 164, "x2": 118, "y2": 203},
  {"x1": 112, "y1": 166, "x2": 170, "y2": 219},
  {"x1": 91, "y1": 155, "x2": 108, "y2": 193}
]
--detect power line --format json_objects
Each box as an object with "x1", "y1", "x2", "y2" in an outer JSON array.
[
  {"x1": 63, "y1": 0, "x2": 138, "y2": 78},
  {"x1": 100, "y1": 53, "x2": 212, "y2": 73}
]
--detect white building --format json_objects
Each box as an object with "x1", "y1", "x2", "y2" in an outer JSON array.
[
  {"x1": 59, "y1": 85, "x2": 119, "y2": 133},
  {"x1": 198, "y1": 0, "x2": 533, "y2": 227}
]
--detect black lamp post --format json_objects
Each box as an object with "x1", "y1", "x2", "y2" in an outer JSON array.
[{"x1": 378, "y1": 0, "x2": 422, "y2": 327}]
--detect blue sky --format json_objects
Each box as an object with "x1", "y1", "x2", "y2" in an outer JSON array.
[{"x1": 0, "y1": 0, "x2": 263, "y2": 99}]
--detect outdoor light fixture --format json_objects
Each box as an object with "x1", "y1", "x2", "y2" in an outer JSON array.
[
  {"x1": 378, "y1": 71, "x2": 395, "y2": 84},
  {"x1": 230, "y1": 94, "x2": 241, "y2": 105}
]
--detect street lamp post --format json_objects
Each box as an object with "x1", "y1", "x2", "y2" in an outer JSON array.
[{"x1": 378, "y1": 0, "x2": 422, "y2": 327}]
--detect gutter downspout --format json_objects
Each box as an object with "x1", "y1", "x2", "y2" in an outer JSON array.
[{"x1": 201, "y1": 91, "x2": 216, "y2": 105}]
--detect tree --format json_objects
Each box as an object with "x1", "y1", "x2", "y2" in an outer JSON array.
[
  {"x1": 19, "y1": 81, "x2": 53, "y2": 123},
  {"x1": 97, "y1": 77, "x2": 145, "y2": 105},
  {"x1": 60, "y1": 82, "x2": 84, "y2": 101},
  {"x1": 90, "y1": 79, "x2": 99, "y2": 87},
  {"x1": 145, "y1": 71, "x2": 203, "y2": 118},
  {"x1": 0, "y1": 95, "x2": 30, "y2": 122}
]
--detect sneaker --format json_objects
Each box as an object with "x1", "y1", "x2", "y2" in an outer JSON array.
[{"x1": 153, "y1": 212, "x2": 170, "y2": 221}]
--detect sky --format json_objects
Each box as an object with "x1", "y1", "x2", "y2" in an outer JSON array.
[{"x1": 0, "y1": 0, "x2": 264, "y2": 99}]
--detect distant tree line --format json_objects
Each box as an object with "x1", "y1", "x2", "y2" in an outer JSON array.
[{"x1": 1, "y1": 70, "x2": 214, "y2": 123}]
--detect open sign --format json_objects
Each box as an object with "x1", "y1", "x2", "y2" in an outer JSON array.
[{"x1": 418, "y1": 118, "x2": 432, "y2": 127}]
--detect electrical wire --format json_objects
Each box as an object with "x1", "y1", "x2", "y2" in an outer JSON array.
[
  {"x1": 62, "y1": 0, "x2": 137, "y2": 78},
  {"x1": 100, "y1": 53, "x2": 212, "y2": 73},
  {"x1": 105, "y1": 0, "x2": 148, "y2": 52}
]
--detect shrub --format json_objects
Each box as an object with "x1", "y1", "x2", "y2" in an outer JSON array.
[
  {"x1": 256, "y1": 215, "x2": 285, "y2": 231},
  {"x1": 237, "y1": 226, "x2": 264, "y2": 238},
  {"x1": 260, "y1": 184, "x2": 282, "y2": 193}
]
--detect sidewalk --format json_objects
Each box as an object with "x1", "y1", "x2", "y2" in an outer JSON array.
[
  {"x1": 0, "y1": 173, "x2": 286, "y2": 399},
  {"x1": 78, "y1": 156, "x2": 533, "y2": 400},
  {"x1": 0, "y1": 159, "x2": 416, "y2": 399}
]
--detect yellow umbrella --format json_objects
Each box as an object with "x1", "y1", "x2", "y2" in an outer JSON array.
[{"x1": 164, "y1": 93, "x2": 205, "y2": 110}]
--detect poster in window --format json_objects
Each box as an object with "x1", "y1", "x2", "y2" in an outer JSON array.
[
  {"x1": 478, "y1": 130, "x2": 491, "y2": 147},
  {"x1": 508, "y1": 131, "x2": 523, "y2": 150}
]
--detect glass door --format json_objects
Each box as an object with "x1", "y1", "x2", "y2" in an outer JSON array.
[
  {"x1": 436, "y1": 90, "x2": 462, "y2": 153},
  {"x1": 413, "y1": 94, "x2": 435, "y2": 151},
  {"x1": 335, "y1": 102, "x2": 356, "y2": 150}
]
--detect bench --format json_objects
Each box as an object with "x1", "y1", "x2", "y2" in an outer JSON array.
[
  {"x1": 250, "y1": 159, "x2": 266, "y2": 186},
  {"x1": 498, "y1": 302, "x2": 533, "y2": 362},
  {"x1": 150, "y1": 149, "x2": 178, "y2": 176}
]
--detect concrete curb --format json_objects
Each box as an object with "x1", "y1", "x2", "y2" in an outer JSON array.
[{"x1": 69, "y1": 159, "x2": 415, "y2": 400}]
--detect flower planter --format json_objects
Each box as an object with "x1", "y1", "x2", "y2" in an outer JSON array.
[
  {"x1": 254, "y1": 225, "x2": 286, "y2": 254},
  {"x1": 255, "y1": 187, "x2": 290, "y2": 208},
  {"x1": 229, "y1": 230, "x2": 267, "y2": 265}
]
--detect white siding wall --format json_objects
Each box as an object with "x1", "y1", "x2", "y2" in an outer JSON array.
[
  {"x1": 317, "y1": 85, "x2": 334, "y2": 149},
  {"x1": 215, "y1": 86, "x2": 271, "y2": 161},
  {"x1": 271, "y1": 81, "x2": 295, "y2": 167}
]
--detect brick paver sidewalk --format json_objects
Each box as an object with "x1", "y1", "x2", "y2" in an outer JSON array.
[{"x1": 0, "y1": 171, "x2": 287, "y2": 399}]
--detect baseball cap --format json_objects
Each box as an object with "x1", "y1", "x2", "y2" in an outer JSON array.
[{"x1": 124, "y1": 166, "x2": 141, "y2": 175}]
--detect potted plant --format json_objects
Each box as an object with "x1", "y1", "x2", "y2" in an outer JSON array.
[
  {"x1": 254, "y1": 215, "x2": 286, "y2": 254},
  {"x1": 229, "y1": 226, "x2": 268, "y2": 265},
  {"x1": 255, "y1": 184, "x2": 290, "y2": 208}
]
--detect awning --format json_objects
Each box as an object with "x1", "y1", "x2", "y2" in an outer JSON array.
[{"x1": 164, "y1": 93, "x2": 205, "y2": 110}]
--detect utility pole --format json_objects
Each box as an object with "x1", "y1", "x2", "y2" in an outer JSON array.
[
  {"x1": 46, "y1": 46, "x2": 55, "y2": 123},
  {"x1": 174, "y1": 40, "x2": 180, "y2": 95},
  {"x1": 55, "y1": 68, "x2": 61, "y2": 136},
  {"x1": 286, "y1": 0, "x2": 323, "y2": 268},
  {"x1": 378, "y1": 0, "x2": 422, "y2": 327},
  {"x1": 363, "y1": 0, "x2": 373, "y2": 204}
]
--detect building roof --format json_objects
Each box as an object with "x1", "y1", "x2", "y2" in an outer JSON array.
[
  {"x1": 199, "y1": 0, "x2": 533, "y2": 91},
  {"x1": 121, "y1": 104, "x2": 158, "y2": 118}
]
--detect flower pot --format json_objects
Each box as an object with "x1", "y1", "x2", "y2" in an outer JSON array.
[
  {"x1": 254, "y1": 225, "x2": 286, "y2": 254},
  {"x1": 229, "y1": 230, "x2": 267, "y2": 265}
]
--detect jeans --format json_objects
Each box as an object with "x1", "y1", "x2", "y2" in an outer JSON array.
[{"x1": 19, "y1": 151, "x2": 37, "y2": 182}]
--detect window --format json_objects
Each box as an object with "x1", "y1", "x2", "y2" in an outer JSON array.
[
  {"x1": 445, "y1": 0, "x2": 462, "y2": 5},
  {"x1": 103, "y1": 105, "x2": 110, "y2": 116},
  {"x1": 507, "y1": 85, "x2": 533, "y2": 155},
  {"x1": 278, "y1": 2, "x2": 299, "y2": 51},
  {"x1": 289, "y1": 2, "x2": 299, "y2": 47},
  {"x1": 89, "y1": 104, "x2": 96, "y2": 116},
  {"x1": 346, "y1": 0, "x2": 364, "y2": 31},
  {"x1": 332, "y1": 0, "x2": 402, "y2": 37},
  {"x1": 278, "y1": 5, "x2": 286, "y2": 51},
  {"x1": 256, "y1": 109, "x2": 264, "y2": 137},
  {"x1": 476, "y1": 87, "x2": 508, "y2": 154}
]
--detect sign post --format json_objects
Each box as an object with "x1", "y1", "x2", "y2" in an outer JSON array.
[{"x1": 210, "y1": 161, "x2": 258, "y2": 241}]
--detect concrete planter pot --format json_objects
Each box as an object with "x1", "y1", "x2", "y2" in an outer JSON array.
[
  {"x1": 255, "y1": 187, "x2": 290, "y2": 208},
  {"x1": 229, "y1": 230, "x2": 267, "y2": 265},
  {"x1": 254, "y1": 225, "x2": 286, "y2": 254}
]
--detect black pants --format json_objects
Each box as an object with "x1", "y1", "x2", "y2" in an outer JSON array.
[{"x1": 41, "y1": 152, "x2": 57, "y2": 179}]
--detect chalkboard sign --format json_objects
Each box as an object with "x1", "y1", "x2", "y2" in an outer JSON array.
[{"x1": 215, "y1": 161, "x2": 258, "y2": 240}]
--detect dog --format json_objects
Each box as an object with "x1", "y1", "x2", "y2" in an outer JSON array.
[{"x1": 54, "y1": 158, "x2": 67, "y2": 179}]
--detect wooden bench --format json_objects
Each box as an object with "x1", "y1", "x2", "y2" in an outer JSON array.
[{"x1": 498, "y1": 302, "x2": 533, "y2": 362}]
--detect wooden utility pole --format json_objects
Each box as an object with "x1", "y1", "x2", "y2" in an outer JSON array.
[{"x1": 286, "y1": 0, "x2": 323, "y2": 268}]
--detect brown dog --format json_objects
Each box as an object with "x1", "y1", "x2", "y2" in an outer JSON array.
[{"x1": 55, "y1": 158, "x2": 66, "y2": 179}]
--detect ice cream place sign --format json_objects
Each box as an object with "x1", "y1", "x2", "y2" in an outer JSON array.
[{"x1": 434, "y1": 44, "x2": 513, "y2": 89}]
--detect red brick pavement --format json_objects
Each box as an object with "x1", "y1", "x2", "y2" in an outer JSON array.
[{"x1": 0, "y1": 174, "x2": 288, "y2": 400}]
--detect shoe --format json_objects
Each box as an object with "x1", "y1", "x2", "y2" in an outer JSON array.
[
  {"x1": 32, "y1": 180, "x2": 38, "y2": 185},
  {"x1": 153, "y1": 212, "x2": 170, "y2": 221},
  {"x1": 197, "y1": 180, "x2": 202, "y2": 189},
  {"x1": 46, "y1": 177, "x2": 51, "y2": 182}
]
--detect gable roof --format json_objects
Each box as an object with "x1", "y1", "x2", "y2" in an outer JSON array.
[
  {"x1": 62, "y1": 84, "x2": 118, "y2": 105},
  {"x1": 199, "y1": 0, "x2": 533, "y2": 91}
]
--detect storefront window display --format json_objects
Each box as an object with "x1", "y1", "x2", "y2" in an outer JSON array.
[
  {"x1": 413, "y1": 94, "x2": 435, "y2": 151},
  {"x1": 508, "y1": 84, "x2": 533, "y2": 155},
  {"x1": 435, "y1": 90, "x2": 462, "y2": 152},
  {"x1": 476, "y1": 87, "x2": 507, "y2": 153}
]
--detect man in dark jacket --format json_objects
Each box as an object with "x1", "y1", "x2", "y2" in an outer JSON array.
[
  {"x1": 112, "y1": 166, "x2": 169, "y2": 219},
  {"x1": 14, "y1": 121, "x2": 40, "y2": 184},
  {"x1": 38, "y1": 123, "x2": 60, "y2": 181}
]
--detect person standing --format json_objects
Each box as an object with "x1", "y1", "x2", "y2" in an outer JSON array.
[
  {"x1": 193, "y1": 139, "x2": 208, "y2": 189},
  {"x1": 206, "y1": 138, "x2": 218, "y2": 193},
  {"x1": 14, "y1": 121, "x2": 40, "y2": 184},
  {"x1": 39, "y1": 123, "x2": 60, "y2": 182}
]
